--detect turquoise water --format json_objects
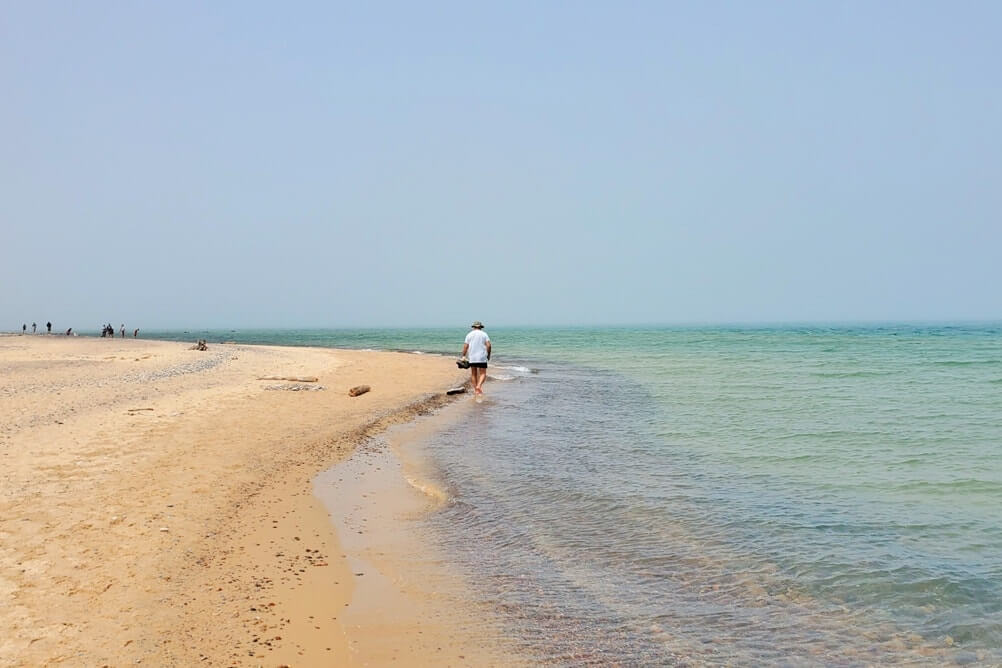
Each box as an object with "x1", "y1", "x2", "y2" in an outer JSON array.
[{"x1": 148, "y1": 324, "x2": 1002, "y2": 664}]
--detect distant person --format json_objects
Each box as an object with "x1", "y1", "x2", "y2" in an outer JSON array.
[
  {"x1": 461, "y1": 321, "x2": 492, "y2": 397},
  {"x1": 66, "y1": 328, "x2": 72, "y2": 336},
  {"x1": 133, "y1": 328, "x2": 139, "y2": 338},
  {"x1": 32, "y1": 322, "x2": 36, "y2": 333},
  {"x1": 120, "y1": 324, "x2": 125, "y2": 338},
  {"x1": 22, "y1": 323, "x2": 26, "y2": 335},
  {"x1": 46, "y1": 321, "x2": 51, "y2": 333}
]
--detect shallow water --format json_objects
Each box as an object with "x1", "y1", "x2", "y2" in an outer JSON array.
[{"x1": 150, "y1": 324, "x2": 1002, "y2": 664}]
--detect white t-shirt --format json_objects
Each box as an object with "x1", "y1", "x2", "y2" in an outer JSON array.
[{"x1": 464, "y1": 329, "x2": 490, "y2": 363}]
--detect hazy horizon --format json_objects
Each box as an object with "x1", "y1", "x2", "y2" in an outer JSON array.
[
  {"x1": 4, "y1": 2, "x2": 1000, "y2": 329},
  {"x1": 17, "y1": 314, "x2": 1002, "y2": 332}
]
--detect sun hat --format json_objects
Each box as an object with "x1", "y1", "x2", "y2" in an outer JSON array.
[{"x1": 471, "y1": 321, "x2": 484, "y2": 328}]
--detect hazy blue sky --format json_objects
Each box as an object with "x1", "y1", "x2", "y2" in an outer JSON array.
[{"x1": 3, "y1": 2, "x2": 1000, "y2": 329}]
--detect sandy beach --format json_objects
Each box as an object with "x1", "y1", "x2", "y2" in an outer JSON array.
[{"x1": 0, "y1": 334, "x2": 497, "y2": 666}]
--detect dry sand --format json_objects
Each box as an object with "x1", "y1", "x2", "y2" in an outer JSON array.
[{"x1": 0, "y1": 334, "x2": 503, "y2": 666}]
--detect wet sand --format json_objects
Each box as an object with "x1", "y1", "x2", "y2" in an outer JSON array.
[
  {"x1": 0, "y1": 334, "x2": 491, "y2": 665},
  {"x1": 315, "y1": 406, "x2": 518, "y2": 666}
]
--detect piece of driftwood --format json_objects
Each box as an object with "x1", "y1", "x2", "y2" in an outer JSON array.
[
  {"x1": 348, "y1": 385, "x2": 371, "y2": 397},
  {"x1": 446, "y1": 387, "x2": 467, "y2": 395},
  {"x1": 257, "y1": 376, "x2": 319, "y2": 382},
  {"x1": 190, "y1": 339, "x2": 208, "y2": 351},
  {"x1": 264, "y1": 383, "x2": 326, "y2": 392}
]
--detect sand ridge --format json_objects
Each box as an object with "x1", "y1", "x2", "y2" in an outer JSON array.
[{"x1": 0, "y1": 335, "x2": 468, "y2": 666}]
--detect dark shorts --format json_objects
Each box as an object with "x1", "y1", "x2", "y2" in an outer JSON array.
[{"x1": 469, "y1": 362, "x2": 488, "y2": 369}]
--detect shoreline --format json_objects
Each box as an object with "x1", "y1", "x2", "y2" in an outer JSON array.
[
  {"x1": 0, "y1": 335, "x2": 480, "y2": 665},
  {"x1": 315, "y1": 404, "x2": 519, "y2": 665}
]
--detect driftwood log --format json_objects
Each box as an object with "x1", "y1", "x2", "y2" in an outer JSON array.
[
  {"x1": 446, "y1": 387, "x2": 467, "y2": 395},
  {"x1": 348, "y1": 385, "x2": 371, "y2": 397},
  {"x1": 264, "y1": 383, "x2": 326, "y2": 392},
  {"x1": 257, "y1": 376, "x2": 319, "y2": 382}
]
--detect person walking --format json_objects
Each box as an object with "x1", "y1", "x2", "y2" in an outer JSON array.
[
  {"x1": 46, "y1": 321, "x2": 51, "y2": 333},
  {"x1": 32, "y1": 322, "x2": 36, "y2": 333},
  {"x1": 462, "y1": 321, "x2": 491, "y2": 396}
]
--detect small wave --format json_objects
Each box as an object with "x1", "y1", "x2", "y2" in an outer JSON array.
[
  {"x1": 410, "y1": 350, "x2": 425, "y2": 355},
  {"x1": 890, "y1": 479, "x2": 1002, "y2": 495},
  {"x1": 489, "y1": 364, "x2": 533, "y2": 381},
  {"x1": 487, "y1": 364, "x2": 533, "y2": 382},
  {"x1": 404, "y1": 475, "x2": 450, "y2": 504},
  {"x1": 733, "y1": 452, "x2": 822, "y2": 463},
  {"x1": 933, "y1": 359, "x2": 1002, "y2": 366},
  {"x1": 811, "y1": 371, "x2": 892, "y2": 378}
]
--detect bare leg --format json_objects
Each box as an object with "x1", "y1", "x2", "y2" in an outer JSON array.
[{"x1": 475, "y1": 368, "x2": 487, "y2": 394}]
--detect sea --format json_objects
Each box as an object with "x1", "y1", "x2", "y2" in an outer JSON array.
[{"x1": 143, "y1": 324, "x2": 1002, "y2": 665}]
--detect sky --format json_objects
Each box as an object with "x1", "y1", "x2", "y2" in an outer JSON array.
[{"x1": 2, "y1": 1, "x2": 1000, "y2": 329}]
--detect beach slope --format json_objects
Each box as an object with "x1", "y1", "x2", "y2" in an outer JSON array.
[{"x1": 0, "y1": 335, "x2": 464, "y2": 665}]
